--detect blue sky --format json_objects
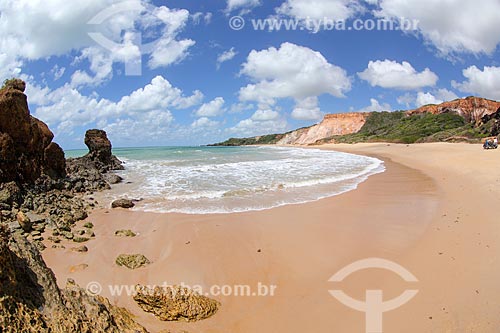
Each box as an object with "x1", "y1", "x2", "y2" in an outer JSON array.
[{"x1": 1, "y1": 0, "x2": 500, "y2": 149}]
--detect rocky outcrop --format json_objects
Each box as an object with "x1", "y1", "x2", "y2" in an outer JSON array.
[
  {"x1": 84, "y1": 129, "x2": 123, "y2": 172},
  {"x1": 66, "y1": 129, "x2": 123, "y2": 192},
  {"x1": 134, "y1": 285, "x2": 219, "y2": 322},
  {"x1": 408, "y1": 96, "x2": 500, "y2": 124},
  {"x1": 116, "y1": 254, "x2": 151, "y2": 269},
  {"x1": 0, "y1": 225, "x2": 148, "y2": 332},
  {"x1": 277, "y1": 112, "x2": 371, "y2": 145},
  {"x1": 0, "y1": 80, "x2": 66, "y2": 183}
]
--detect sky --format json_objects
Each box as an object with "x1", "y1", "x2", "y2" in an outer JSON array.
[{"x1": 1, "y1": 0, "x2": 500, "y2": 149}]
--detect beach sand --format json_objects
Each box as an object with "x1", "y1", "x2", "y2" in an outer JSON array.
[{"x1": 42, "y1": 143, "x2": 500, "y2": 332}]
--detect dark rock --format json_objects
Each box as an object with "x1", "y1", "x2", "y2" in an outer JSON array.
[
  {"x1": 0, "y1": 82, "x2": 66, "y2": 183},
  {"x1": 134, "y1": 285, "x2": 220, "y2": 322},
  {"x1": 84, "y1": 129, "x2": 123, "y2": 172},
  {"x1": 2, "y1": 78, "x2": 26, "y2": 92},
  {"x1": 43, "y1": 142, "x2": 66, "y2": 179},
  {"x1": 0, "y1": 225, "x2": 148, "y2": 332},
  {"x1": 0, "y1": 182, "x2": 21, "y2": 206},
  {"x1": 115, "y1": 254, "x2": 150, "y2": 269},
  {"x1": 115, "y1": 230, "x2": 136, "y2": 237},
  {"x1": 111, "y1": 199, "x2": 135, "y2": 209}
]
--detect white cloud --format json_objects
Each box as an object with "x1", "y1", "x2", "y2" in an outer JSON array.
[
  {"x1": 398, "y1": 89, "x2": 459, "y2": 108},
  {"x1": 251, "y1": 109, "x2": 280, "y2": 121},
  {"x1": 355, "y1": 98, "x2": 392, "y2": 112},
  {"x1": 29, "y1": 76, "x2": 203, "y2": 138},
  {"x1": 276, "y1": 0, "x2": 364, "y2": 21},
  {"x1": 452, "y1": 66, "x2": 500, "y2": 100},
  {"x1": 226, "y1": 0, "x2": 261, "y2": 13},
  {"x1": 229, "y1": 110, "x2": 288, "y2": 137},
  {"x1": 50, "y1": 65, "x2": 66, "y2": 81},
  {"x1": 229, "y1": 103, "x2": 254, "y2": 114},
  {"x1": 358, "y1": 60, "x2": 438, "y2": 90},
  {"x1": 291, "y1": 96, "x2": 323, "y2": 120},
  {"x1": 195, "y1": 97, "x2": 226, "y2": 117},
  {"x1": 217, "y1": 47, "x2": 238, "y2": 69},
  {"x1": 191, "y1": 117, "x2": 220, "y2": 129},
  {"x1": 192, "y1": 12, "x2": 212, "y2": 25},
  {"x1": 0, "y1": 1, "x2": 195, "y2": 84},
  {"x1": 376, "y1": 0, "x2": 500, "y2": 55},
  {"x1": 239, "y1": 42, "x2": 351, "y2": 111}
]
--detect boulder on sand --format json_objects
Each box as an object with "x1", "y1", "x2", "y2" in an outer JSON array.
[{"x1": 111, "y1": 199, "x2": 135, "y2": 209}]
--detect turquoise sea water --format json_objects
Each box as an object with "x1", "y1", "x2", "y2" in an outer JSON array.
[{"x1": 66, "y1": 146, "x2": 384, "y2": 214}]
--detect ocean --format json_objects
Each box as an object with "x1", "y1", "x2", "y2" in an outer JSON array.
[{"x1": 66, "y1": 146, "x2": 384, "y2": 214}]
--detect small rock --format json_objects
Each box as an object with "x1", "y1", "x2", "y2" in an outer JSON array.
[
  {"x1": 33, "y1": 240, "x2": 46, "y2": 252},
  {"x1": 61, "y1": 231, "x2": 74, "y2": 240},
  {"x1": 69, "y1": 264, "x2": 88, "y2": 273},
  {"x1": 52, "y1": 244, "x2": 66, "y2": 249},
  {"x1": 32, "y1": 224, "x2": 45, "y2": 232},
  {"x1": 16, "y1": 211, "x2": 32, "y2": 232},
  {"x1": 111, "y1": 199, "x2": 135, "y2": 209},
  {"x1": 115, "y1": 229, "x2": 136, "y2": 237},
  {"x1": 83, "y1": 222, "x2": 94, "y2": 228},
  {"x1": 48, "y1": 236, "x2": 61, "y2": 243},
  {"x1": 116, "y1": 254, "x2": 151, "y2": 269},
  {"x1": 71, "y1": 245, "x2": 88, "y2": 253},
  {"x1": 32, "y1": 235, "x2": 43, "y2": 241},
  {"x1": 75, "y1": 229, "x2": 85, "y2": 236},
  {"x1": 106, "y1": 173, "x2": 123, "y2": 184},
  {"x1": 25, "y1": 212, "x2": 45, "y2": 224},
  {"x1": 73, "y1": 236, "x2": 89, "y2": 243}
]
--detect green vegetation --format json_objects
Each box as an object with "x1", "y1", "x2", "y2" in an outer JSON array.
[
  {"x1": 322, "y1": 112, "x2": 473, "y2": 144},
  {"x1": 209, "y1": 133, "x2": 285, "y2": 146}
]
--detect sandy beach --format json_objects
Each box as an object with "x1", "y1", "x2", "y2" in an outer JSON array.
[{"x1": 41, "y1": 142, "x2": 500, "y2": 333}]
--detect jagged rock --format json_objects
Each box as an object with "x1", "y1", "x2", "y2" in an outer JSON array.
[
  {"x1": 115, "y1": 229, "x2": 136, "y2": 237},
  {"x1": 111, "y1": 199, "x2": 135, "y2": 209},
  {"x1": 0, "y1": 225, "x2": 148, "y2": 332},
  {"x1": 84, "y1": 129, "x2": 123, "y2": 171},
  {"x1": 43, "y1": 142, "x2": 66, "y2": 179},
  {"x1": 2, "y1": 78, "x2": 26, "y2": 92},
  {"x1": 0, "y1": 182, "x2": 21, "y2": 207},
  {"x1": 134, "y1": 285, "x2": 220, "y2": 322},
  {"x1": 0, "y1": 81, "x2": 66, "y2": 183},
  {"x1": 16, "y1": 211, "x2": 31, "y2": 232},
  {"x1": 115, "y1": 254, "x2": 150, "y2": 269}
]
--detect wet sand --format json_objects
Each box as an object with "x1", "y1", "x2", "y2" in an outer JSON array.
[{"x1": 42, "y1": 143, "x2": 500, "y2": 332}]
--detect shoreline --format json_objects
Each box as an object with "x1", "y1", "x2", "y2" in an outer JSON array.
[{"x1": 41, "y1": 142, "x2": 500, "y2": 332}]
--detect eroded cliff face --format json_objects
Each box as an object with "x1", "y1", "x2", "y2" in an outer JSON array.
[
  {"x1": 277, "y1": 112, "x2": 370, "y2": 145},
  {"x1": 408, "y1": 97, "x2": 500, "y2": 124},
  {"x1": 0, "y1": 79, "x2": 66, "y2": 183}
]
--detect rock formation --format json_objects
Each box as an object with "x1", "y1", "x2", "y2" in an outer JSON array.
[
  {"x1": 408, "y1": 96, "x2": 500, "y2": 124},
  {"x1": 0, "y1": 225, "x2": 148, "y2": 332},
  {"x1": 276, "y1": 112, "x2": 371, "y2": 145},
  {"x1": 66, "y1": 129, "x2": 124, "y2": 192},
  {"x1": 0, "y1": 79, "x2": 66, "y2": 183},
  {"x1": 84, "y1": 129, "x2": 124, "y2": 171},
  {"x1": 134, "y1": 285, "x2": 219, "y2": 322}
]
